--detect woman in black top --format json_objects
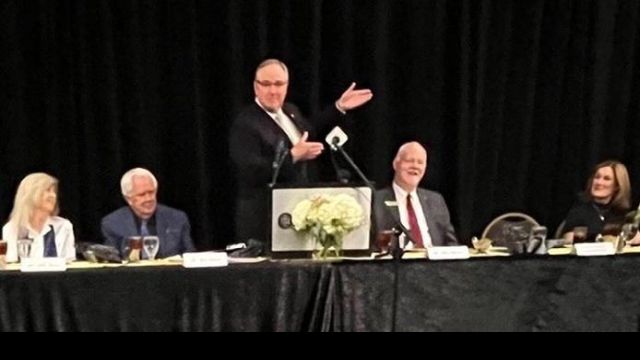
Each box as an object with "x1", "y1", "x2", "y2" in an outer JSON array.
[{"x1": 563, "y1": 160, "x2": 631, "y2": 243}]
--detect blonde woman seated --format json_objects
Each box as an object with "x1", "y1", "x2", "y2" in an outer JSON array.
[{"x1": 1, "y1": 173, "x2": 76, "y2": 263}]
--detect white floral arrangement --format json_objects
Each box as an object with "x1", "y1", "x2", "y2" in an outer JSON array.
[{"x1": 291, "y1": 194, "x2": 364, "y2": 255}]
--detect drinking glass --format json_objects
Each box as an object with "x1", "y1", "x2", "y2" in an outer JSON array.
[
  {"x1": 0, "y1": 240, "x2": 7, "y2": 269},
  {"x1": 376, "y1": 230, "x2": 395, "y2": 254},
  {"x1": 621, "y1": 223, "x2": 639, "y2": 245},
  {"x1": 572, "y1": 226, "x2": 588, "y2": 244},
  {"x1": 125, "y1": 236, "x2": 143, "y2": 263},
  {"x1": 17, "y1": 238, "x2": 33, "y2": 261},
  {"x1": 143, "y1": 236, "x2": 160, "y2": 260}
]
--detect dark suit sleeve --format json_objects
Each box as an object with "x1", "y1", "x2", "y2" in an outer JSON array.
[
  {"x1": 372, "y1": 189, "x2": 393, "y2": 234},
  {"x1": 230, "y1": 103, "x2": 345, "y2": 192},
  {"x1": 229, "y1": 115, "x2": 276, "y2": 190},
  {"x1": 229, "y1": 107, "x2": 303, "y2": 191},
  {"x1": 101, "y1": 218, "x2": 123, "y2": 253},
  {"x1": 371, "y1": 189, "x2": 402, "y2": 251}
]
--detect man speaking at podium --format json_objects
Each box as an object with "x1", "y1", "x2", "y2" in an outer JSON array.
[{"x1": 229, "y1": 59, "x2": 373, "y2": 243}]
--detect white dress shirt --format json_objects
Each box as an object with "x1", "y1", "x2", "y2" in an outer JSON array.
[
  {"x1": 392, "y1": 182, "x2": 433, "y2": 248},
  {"x1": 2, "y1": 216, "x2": 76, "y2": 263},
  {"x1": 255, "y1": 98, "x2": 301, "y2": 144}
]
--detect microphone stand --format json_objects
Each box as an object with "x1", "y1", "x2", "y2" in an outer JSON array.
[
  {"x1": 269, "y1": 147, "x2": 288, "y2": 188},
  {"x1": 331, "y1": 140, "x2": 413, "y2": 332},
  {"x1": 267, "y1": 142, "x2": 289, "y2": 256},
  {"x1": 332, "y1": 140, "x2": 415, "y2": 260}
]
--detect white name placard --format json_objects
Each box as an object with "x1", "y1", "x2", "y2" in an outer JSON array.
[
  {"x1": 427, "y1": 246, "x2": 470, "y2": 260},
  {"x1": 20, "y1": 257, "x2": 67, "y2": 272},
  {"x1": 182, "y1": 252, "x2": 229, "y2": 268},
  {"x1": 574, "y1": 243, "x2": 615, "y2": 257}
]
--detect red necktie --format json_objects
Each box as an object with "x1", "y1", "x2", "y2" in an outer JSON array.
[{"x1": 406, "y1": 194, "x2": 424, "y2": 248}]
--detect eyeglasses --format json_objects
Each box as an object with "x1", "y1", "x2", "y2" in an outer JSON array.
[{"x1": 255, "y1": 80, "x2": 288, "y2": 88}]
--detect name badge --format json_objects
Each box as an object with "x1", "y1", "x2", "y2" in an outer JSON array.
[
  {"x1": 574, "y1": 243, "x2": 615, "y2": 257},
  {"x1": 20, "y1": 257, "x2": 67, "y2": 272},
  {"x1": 182, "y1": 252, "x2": 229, "y2": 268},
  {"x1": 427, "y1": 246, "x2": 470, "y2": 260}
]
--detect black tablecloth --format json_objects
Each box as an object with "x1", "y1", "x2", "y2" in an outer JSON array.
[{"x1": 2, "y1": 255, "x2": 640, "y2": 331}]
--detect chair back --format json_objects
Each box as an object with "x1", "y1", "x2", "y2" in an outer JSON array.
[
  {"x1": 481, "y1": 212, "x2": 540, "y2": 247},
  {"x1": 554, "y1": 220, "x2": 566, "y2": 239}
]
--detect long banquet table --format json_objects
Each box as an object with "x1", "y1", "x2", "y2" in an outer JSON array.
[{"x1": 2, "y1": 254, "x2": 640, "y2": 331}]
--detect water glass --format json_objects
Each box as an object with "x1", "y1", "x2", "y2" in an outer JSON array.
[
  {"x1": 142, "y1": 236, "x2": 160, "y2": 260},
  {"x1": 621, "y1": 223, "x2": 639, "y2": 245},
  {"x1": 17, "y1": 238, "x2": 33, "y2": 261},
  {"x1": 622, "y1": 223, "x2": 638, "y2": 241}
]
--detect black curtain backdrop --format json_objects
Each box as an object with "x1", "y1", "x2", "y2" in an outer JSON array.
[{"x1": 2, "y1": 0, "x2": 640, "y2": 250}]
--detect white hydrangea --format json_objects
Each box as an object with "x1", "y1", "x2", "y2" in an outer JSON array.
[{"x1": 291, "y1": 194, "x2": 364, "y2": 237}]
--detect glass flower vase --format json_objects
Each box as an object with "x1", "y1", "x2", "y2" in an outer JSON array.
[{"x1": 312, "y1": 231, "x2": 343, "y2": 260}]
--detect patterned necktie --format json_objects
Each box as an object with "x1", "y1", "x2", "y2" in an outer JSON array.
[
  {"x1": 406, "y1": 194, "x2": 424, "y2": 248},
  {"x1": 43, "y1": 225, "x2": 57, "y2": 257}
]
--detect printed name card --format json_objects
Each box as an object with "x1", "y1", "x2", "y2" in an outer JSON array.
[
  {"x1": 427, "y1": 246, "x2": 470, "y2": 261},
  {"x1": 20, "y1": 258, "x2": 67, "y2": 272},
  {"x1": 574, "y1": 243, "x2": 615, "y2": 257},
  {"x1": 182, "y1": 252, "x2": 229, "y2": 268}
]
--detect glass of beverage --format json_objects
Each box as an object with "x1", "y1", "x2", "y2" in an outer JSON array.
[
  {"x1": 125, "y1": 236, "x2": 143, "y2": 263},
  {"x1": 17, "y1": 238, "x2": 33, "y2": 261},
  {"x1": 376, "y1": 230, "x2": 396, "y2": 254},
  {"x1": 0, "y1": 240, "x2": 7, "y2": 269},
  {"x1": 621, "y1": 223, "x2": 639, "y2": 245},
  {"x1": 573, "y1": 226, "x2": 588, "y2": 244},
  {"x1": 142, "y1": 236, "x2": 160, "y2": 260}
]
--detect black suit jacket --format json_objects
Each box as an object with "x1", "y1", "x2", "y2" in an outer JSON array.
[
  {"x1": 373, "y1": 187, "x2": 458, "y2": 247},
  {"x1": 229, "y1": 101, "x2": 343, "y2": 242}
]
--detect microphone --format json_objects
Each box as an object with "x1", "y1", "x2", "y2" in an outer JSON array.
[
  {"x1": 325, "y1": 127, "x2": 415, "y2": 258},
  {"x1": 325, "y1": 126, "x2": 349, "y2": 151},
  {"x1": 269, "y1": 138, "x2": 289, "y2": 188},
  {"x1": 325, "y1": 126, "x2": 373, "y2": 188},
  {"x1": 272, "y1": 138, "x2": 287, "y2": 170}
]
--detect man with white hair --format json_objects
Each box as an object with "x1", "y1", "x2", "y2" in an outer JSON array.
[
  {"x1": 101, "y1": 168, "x2": 196, "y2": 258},
  {"x1": 373, "y1": 142, "x2": 458, "y2": 249}
]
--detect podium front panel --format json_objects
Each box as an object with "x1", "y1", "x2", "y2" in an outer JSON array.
[{"x1": 271, "y1": 186, "x2": 372, "y2": 253}]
